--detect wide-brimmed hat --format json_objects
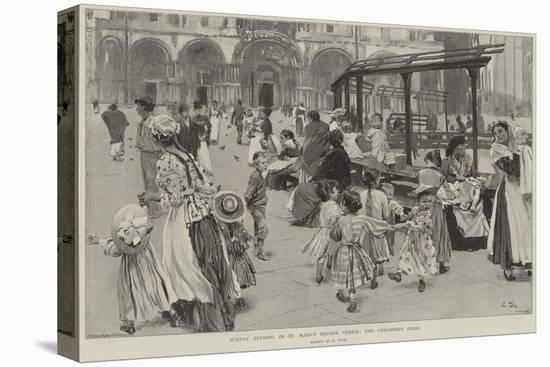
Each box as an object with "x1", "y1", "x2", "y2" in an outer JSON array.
[
  {"x1": 212, "y1": 191, "x2": 245, "y2": 223},
  {"x1": 135, "y1": 96, "x2": 155, "y2": 108},
  {"x1": 408, "y1": 184, "x2": 438, "y2": 198},
  {"x1": 150, "y1": 113, "x2": 180, "y2": 137}
]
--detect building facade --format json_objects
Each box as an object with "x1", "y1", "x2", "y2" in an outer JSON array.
[{"x1": 85, "y1": 9, "x2": 446, "y2": 113}]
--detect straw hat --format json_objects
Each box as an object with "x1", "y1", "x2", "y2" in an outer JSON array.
[
  {"x1": 408, "y1": 184, "x2": 439, "y2": 198},
  {"x1": 212, "y1": 191, "x2": 245, "y2": 223}
]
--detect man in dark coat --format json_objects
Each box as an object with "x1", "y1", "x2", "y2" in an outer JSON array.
[
  {"x1": 101, "y1": 104, "x2": 129, "y2": 161},
  {"x1": 174, "y1": 103, "x2": 200, "y2": 158},
  {"x1": 231, "y1": 99, "x2": 245, "y2": 144}
]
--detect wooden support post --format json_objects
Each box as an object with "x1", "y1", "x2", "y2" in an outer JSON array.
[
  {"x1": 444, "y1": 100, "x2": 449, "y2": 132},
  {"x1": 356, "y1": 75, "x2": 363, "y2": 132},
  {"x1": 401, "y1": 72, "x2": 413, "y2": 165},
  {"x1": 344, "y1": 78, "x2": 350, "y2": 113},
  {"x1": 468, "y1": 67, "x2": 480, "y2": 171},
  {"x1": 332, "y1": 87, "x2": 339, "y2": 109}
]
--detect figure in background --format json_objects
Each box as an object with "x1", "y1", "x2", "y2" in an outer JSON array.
[
  {"x1": 101, "y1": 104, "x2": 129, "y2": 162},
  {"x1": 329, "y1": 108, "x2": 346, "y2": 132},
  {"x1": 247, "y1": 106, "x2": 281, "y2": 165},
  {"x1": 92, "y1": 99, "x2": 100, "y2": 114},
  {"x1": 365, "y1": 113, "x2": 396, "y2": 170},
  {"x1": 135, "y1": 96, "x2": 164, "y2": 218},
  {"x1": 300, "y1": 110, "x2": 331, "y2": 182},
  {"x1": 265, "y1": 129, "x2": 300, "y2": 190},
  {"x1": 295, "y1": 102, "x2": 306, "y2": 137},
  {"x1": 174, "y1": 103, "x2": 200, "y2": 158},
  {"x1": 209, "y1": 100, "x2": 221, "y2": 145},
  {"x1": 341, "y1": 121, "x2": 364, "y2": 159},
  {"x1": 243, "y1": 107, "x2": 256, "y2": 145},
  {"x1": 231, "y1": 99, "x2": 245, "y2": 144}
]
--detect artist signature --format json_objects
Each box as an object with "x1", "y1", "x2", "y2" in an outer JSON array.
[{"x1": 500, "y1": 301, "x2": 530, "y2": 313}]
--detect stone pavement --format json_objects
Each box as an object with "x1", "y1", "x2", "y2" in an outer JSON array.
[{"x1": 82, "y1": 105, "x2": 532, "y2": 338}]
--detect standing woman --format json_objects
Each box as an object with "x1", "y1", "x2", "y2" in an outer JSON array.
[
  {"x1": 141, "y1": 114, "x2": 239, "y2": 332},
  {"x1": 487, "y1": 121, "x2": 532, "y2": 280},
  {"x1": 209, "y1": 100, "x2": 221, "y2": 145},
  {"x1": 440, "y1": 135, "x2": 487, "y2": 251}
]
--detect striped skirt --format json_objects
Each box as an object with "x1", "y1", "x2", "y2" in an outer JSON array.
[{"x1": 330, "y1": 242, "x2": 375, "y2": 291}]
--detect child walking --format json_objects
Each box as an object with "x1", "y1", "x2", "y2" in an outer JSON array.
[
  {"x1": 213, "y1": 190, "x2": 257, "y2": 311},
  {"x1": 330, "y1": 190, "x2": 396, "y2": 312},
  {"x1": 245, "y1": 152, "x2": 270, "y2": 261},
  {"x1": 359, "y1": 168, "x2": 392, "y2": 288},
  {"x1": 388, "y1": 185, "x2": 439, "y2": 292},
  {"x1": 302, "y1": 180, "x2": 343, "y2": 284},
  {"x1": 90, "y1": 204, "x2": 178, "y2": 335}
]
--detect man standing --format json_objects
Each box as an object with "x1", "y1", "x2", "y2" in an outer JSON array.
[
  {"x1": 135, "y1": 96, "x2": 163, "y2": 218},
  {"x1": 101, "y1": 103, "x2": 129, "y2": 161},
  {"x1": 295, "y1": 102, "x2": 306, "y2": 137},
  {"x1": 174, "y1": 103, "x2": 200, "y2": 157},
  {"x1": 231, "y1": 99, "x2": 245, "y2": 144}
]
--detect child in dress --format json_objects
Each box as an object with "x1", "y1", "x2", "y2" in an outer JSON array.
[
  {"x1": 341, "y1": 121, "x2": 364, "y2": 159},
  {"x1": 302, "y1": 180, "x2": 343, "y2": 284},
  {"x1": 245, "y1": 152, "x2": 270, "y2": 261},
  {"x1": 330, "y1": 190, "x2": 396, "y2": 312},
  {"x1": 380, "y1": 183, "x2": 406, "y2": 256},
  {"x1": 365, "y1": 113, "x2": 396, "y2": 170},
  {"x1": 89, "y1": 204, "x2": 178, "y2": 335},
  {"x1": 388, "y1": 186, "x2": 439, "y2": 292},
  {"x1": 359, "y1": 168, "x2": 391, "y2": 288}
]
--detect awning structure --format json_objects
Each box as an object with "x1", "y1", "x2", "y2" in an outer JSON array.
[{"x1": 331, "y1": 44, "x2": 505, "y2": 169}]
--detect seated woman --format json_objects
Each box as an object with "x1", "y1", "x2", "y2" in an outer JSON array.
[
  {"x1": 440, "y1": 135, "x2": 489, "y2": 251},
  {"x1": 288, "y1": 129, "x2": 351, "y2": 227},
  {"x1": 265, "y1": 129, "x2": 301, "y2": 190},
  {"x1": 341, "y1": 121, "x2": 365, "y2": 159},
  {"x1": 247, "y1": 106, "x2": 282, "y2": 165}
]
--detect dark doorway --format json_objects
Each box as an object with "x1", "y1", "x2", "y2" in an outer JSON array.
[
  {"x1": 144, "y1": 82, "x2": 157, "y2": 103},
  {"x1": 197, "y1": 86, "x2": 208, "y2": 105},
  {"x1": 259, "y1": 83, "x2": 273, "y2": 108}
]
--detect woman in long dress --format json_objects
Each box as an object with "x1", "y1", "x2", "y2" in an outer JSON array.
[
  {"x1": 209, "y1": 100, "x2": 221, "y2": 145},
  {"x1": 247, "y1": 107, "x2": 282, "y2": 165},
  {"x1": 142, "y1": 114, "x2": 240, "y2": 332},
  {"x1": 487, "y1": 121, "x2": 532, "y2": 280}
]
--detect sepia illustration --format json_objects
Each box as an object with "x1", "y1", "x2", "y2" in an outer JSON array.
[{"x1": 79, "y1": 7, "x2": 534, "y2": 340}]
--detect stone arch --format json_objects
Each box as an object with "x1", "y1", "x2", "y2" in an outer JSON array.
[
  {"x1": 96, "y1": 36, "x2": 124, "y2": 103},
  {"x1": 128, "y1": 38, "x2": 172, "y2": 104},
  {"x1": 311, "y1": 48, "x2": 354, "y2": 110},
  {"x1": 232, "y1": 30, "x2": 303, "y2": 67},
  {"x1": 177, "y1": 38, "x2": 226, "y2": 105}
]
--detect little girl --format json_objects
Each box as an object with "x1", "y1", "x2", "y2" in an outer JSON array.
[
  {"x1": 341, "y1": 121, "x2": 364, "y2": 159},
  {"x1": 365, "y1": 113, "x2": 396, "y2": 169},
  {"x1": 90, "y1": 204, "x2": 177, "y2": 335},
  {"x1": 388, "y1": 185, "x2": 439, "y2": 292},
  {"x1": 359, "y1": 168, "x2": 391, "y2": 288},
  {"x1": 302, "y1": 180, "x2": 343, "y2": 284},
  {"x1": 330, "y1": 190, "x2": 395, "y2": 312}
]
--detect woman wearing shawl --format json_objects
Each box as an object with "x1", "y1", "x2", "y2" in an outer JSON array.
[
  {"x1": 289, "y1": 128, "x2": 351, "y2": 227},
  {"x1": 140, "y1": 114, "x2": 240, "y2": 332},
  {"x1": 487, "y1": 122, "x2": 532, "y2": 281}
]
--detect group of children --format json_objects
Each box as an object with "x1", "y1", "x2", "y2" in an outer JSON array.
[{"x1": 300, "y1": 165, "x2": 449, "y2": 313}]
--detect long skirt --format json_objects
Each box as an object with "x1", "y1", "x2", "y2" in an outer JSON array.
[
  {"x1": 161, "y1": 205, "x2": 214, "y2": 303},
  {"x1": 210, "y1": 116, "x2": 220, "y2": 144},
  {"x1": 140, "y1": 151, "x2": 163, "y2": 217},
  {"x1": 488, "y1": 178, "x2": 532, "y2": 269},
  {"x1": 117, "y1": 245, "x2": 177, "y2": 322},
  {"x1": 330, "y1": 242, "x2": 375, "y2": 291},
  {"x1": 444, "y1": 206, "x2": 487, "y2": 251},
  {"x1": 289, "y1": 182, "x2": 321, "y2": 227},
  {"x1": 197, "y1": 142, "x2": 212, "y2": 174},
  {"x1": 432, "y1": 202, "x2": 452, "y2": 263},
  {"x1": 188, "y1": 215, "x2": 236, "y2": 332}
]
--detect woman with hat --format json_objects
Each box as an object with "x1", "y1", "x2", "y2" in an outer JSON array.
[
  {"x1": 141, "y1": 114, "x2": 239, "y2": 332},
  {"x1": 487, "y1": 121, "x2": 532, "y2": 281},
  {"x1": 440, "y1": 135, "x2": 488, "y2": 252},
  {"x1": 213, "y1": 191, "x2": 256, "y2": 310}
]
